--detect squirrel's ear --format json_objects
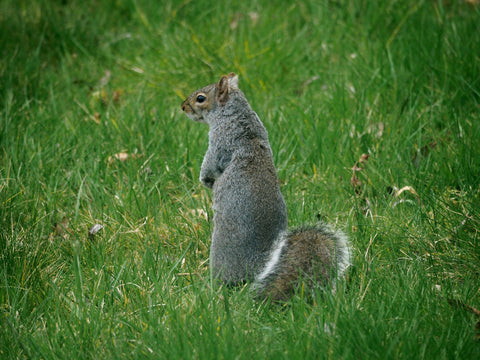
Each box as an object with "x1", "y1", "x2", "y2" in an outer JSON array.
[
  {"x1": 217, "y1": 73, "x2": 239, "y2": 105},
  {"x1": 226, "y1": 73, "x2": 239, "y2": 90},
  {"x1": 217, "y1": 75, "x2": 230, "y2": 105}
]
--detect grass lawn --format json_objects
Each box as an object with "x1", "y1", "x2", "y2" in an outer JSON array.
[{"x1": 1, "y1": 0, "x2": 479, "y2": 358}]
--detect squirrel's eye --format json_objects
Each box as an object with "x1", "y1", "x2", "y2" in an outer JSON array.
[{"x1": 196, "y1": 94, "x2": 206, "y2": 103}]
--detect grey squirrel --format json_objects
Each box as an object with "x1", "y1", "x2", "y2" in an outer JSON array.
[{"x1": 181, "y1": 73, "x2": 351, "y2": 301}]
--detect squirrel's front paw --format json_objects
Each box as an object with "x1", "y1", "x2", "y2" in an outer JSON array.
[{"x1": 200, "y1": 176, "x2": 215, "y2": 189}]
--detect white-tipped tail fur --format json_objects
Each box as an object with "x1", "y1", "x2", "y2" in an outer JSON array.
[
  {"x1": 333, "y1": 228, "x2": 351, "y2": 278},
  {"x1": 255, "y1": 231, "x2": 288, "y2": 284},
  {"x1": 252, "y1": 224, "x2": 352, "y2": 300}
]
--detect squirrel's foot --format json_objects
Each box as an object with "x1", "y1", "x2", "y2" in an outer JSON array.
[{"x1": 200, "y1": 176, "x2": 215, "y2": 188}]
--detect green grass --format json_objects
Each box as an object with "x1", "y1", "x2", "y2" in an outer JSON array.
[{"x1": 1, "y1": 0, "x2": 479, "y2": 358}]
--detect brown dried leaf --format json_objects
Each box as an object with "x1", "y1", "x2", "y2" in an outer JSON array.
[
  {"x1": 112, "y1": 89, "x2": 124, "y2": 104},
  {"x1": 91, "y1": 89, "x2": 108, "y2": 104},
  {"x1": 52, "y1": 217, "x2": 71, "y2": 239},
  {"x1": 249, "y1": 12, "x2": 259, "y2": 26},
  {"x1": 350, "y1": 153, "x2": 370, "y2": 195},
  {"x1": 351, "y1": 163, "x2": 363, "y2": 172},
  {"x1": 230, "y1": 13, "x2": 242, "y2": 29},
  {"x1": 359, "y1": 153, "x2": 369, "y2": 164},
  {"x1": 108, "y1": 152, "x2": 140, "y2": 164},
  {"x1": 350, "y1": 175, "x2": 362, "y2": 188},
  {"x1": 93, "y1": 112, "x2": 101, "y2": 124},
  {"x1": 111, "y1": 152, "x2": 129, "y2": 163}
]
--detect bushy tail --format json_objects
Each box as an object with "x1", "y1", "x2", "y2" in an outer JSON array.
[
  {"x1": 331, "y1": 226, "x2": 352, "y2": 279},
  {"x1": 253, "y1": 224, "x2": 352, "y2": 301}
]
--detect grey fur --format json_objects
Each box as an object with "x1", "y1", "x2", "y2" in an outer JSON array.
[{"x1": 181, "y1": 73, "x2": 351, "y2": 300}]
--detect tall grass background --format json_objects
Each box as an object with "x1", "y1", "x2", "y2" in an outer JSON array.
[{"x1": 1, "y1": 0, "x2": 479, "y2": 358}]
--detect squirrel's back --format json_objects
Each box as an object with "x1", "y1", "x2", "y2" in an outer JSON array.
[{"x1": 211, "y1": 137, "x2": 288, "y2": 284}]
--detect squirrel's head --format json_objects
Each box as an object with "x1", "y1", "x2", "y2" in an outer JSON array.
[{"x1": 181, "y1": 73, "x2": 239, "y2": 123}]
